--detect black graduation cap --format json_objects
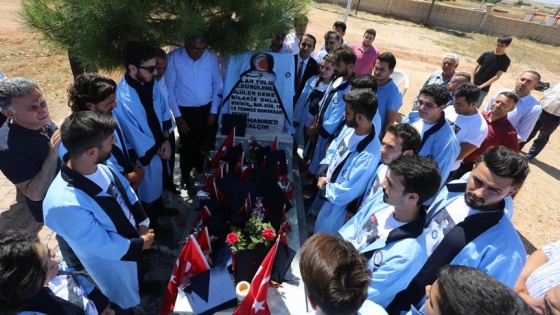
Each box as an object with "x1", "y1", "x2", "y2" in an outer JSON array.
[
  {"x1": 221, "y1": 113, "x2": 247, "y2": 137},
  {"x1": 227, "y1": 180, "x2": 258, "y2": 228},
  {"x1": 222, "y1": 143, "x2": 244, "y2": 171},
  {"x1": 264, "y1": 150, "x2": 288, "y2": 175},
  {"x1": 198, "y1": 200, "x2": 230, "y2": 236},
  {"x1": 234, "y1": 243, "x2": 270, "y2": 283},
  {"x1": 248, "y1": 169, "x2": 292, "y2": 230},
  {"x1": 271, "y1": 240, "x2": 297, "y2": 283},
  {"x1": 185, "y1": 265, "x2": 237, "y2": 315}
]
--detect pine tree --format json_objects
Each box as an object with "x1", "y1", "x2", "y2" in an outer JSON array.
[{"x1": 19, "y1": 0, "x2": 310, "y2": 71}]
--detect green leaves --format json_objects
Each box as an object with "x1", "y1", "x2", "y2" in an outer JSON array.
[{"x1": 19, "y1": 0, "x2": 310, "y2": 70}]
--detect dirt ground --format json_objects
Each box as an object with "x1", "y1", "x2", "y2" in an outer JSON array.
[{"x1": 0, "y1": 1, "x2": 558, "y2": 252}]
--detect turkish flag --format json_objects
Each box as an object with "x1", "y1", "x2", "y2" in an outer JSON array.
[
  {"x1": 195, "y1": 226, "x2": 212, "y2": 254},
  {"x1": 192, "y1": 206, "x2": 212, "y2": 231},
  {"x1": 211, "y1": 129, "x2": 235, "y2": 168},
  {"x1": 204, "y1": 163, "x2": 228, "y2": 191},
  {"x1": 270, "y1": 134, "x2": 279, "y2": 152},
  {"x1": 233, "y1": 238, "x2": 279, "y2": 315},
  {"x1": 159, "y1": 235, "x2": 211, "y2": 315},
  {"x1": 239, "y1": 192, "x2": 252, "y2": 216},
  {"x1": 234, "y1": 151, "x2": 245, "y2": 175}
]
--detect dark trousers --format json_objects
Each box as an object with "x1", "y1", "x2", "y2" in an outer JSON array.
[
  {"x1": 178, "y1": 104, "x2": 216, "y2": 183},
  {"x1": 162, "y1": 130, "x2": 176, "y2": 187},
  {"x1": 522, "y1": 110, "x2": 560, "y2": 159}
]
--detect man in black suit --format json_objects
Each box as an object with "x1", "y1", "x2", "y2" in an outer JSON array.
[{"x1": 294, "y1": 34, "x2": 319, "y2": 104}]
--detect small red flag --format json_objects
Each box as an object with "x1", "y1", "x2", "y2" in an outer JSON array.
[
  {"x1": 159, "y1": 235, "x2": 210, "y2": 315},
  {"x1": 233, "y1": 238, "x2": 279, "y2": 315},
  {"x1": 211, "y1": 129, "x2": 235, "y2": 168}
]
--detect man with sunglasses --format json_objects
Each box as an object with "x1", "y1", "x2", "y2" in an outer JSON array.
[
  {"x1": 165, "y1": 33, "x2": 223, "y2": 191},
  {"x1": 113, "y1": 41, "x2": 177, "y2": 236}
]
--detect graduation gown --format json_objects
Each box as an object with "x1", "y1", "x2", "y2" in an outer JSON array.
[
  {"x1": 113, "y1": 75, "x2": 171, "y2": 203},
  {"x1": 423, "y1": 179, "x2": 526, "y2": 288},
  {"x1": 402, "y1": 111, "x2": 460, "y2": 189},
  {"x1": 43, "y1": 164, "x2": 147, "y2": 309},
  {"x1": 313, "y1": 125, "x2": 381, "y2": 234},
  {"x1": 308, "y1": 77, "x2": 352, "y2": 175},
  {"x1": 339, "y1": 196, "x2": 427, "y2": 308}
]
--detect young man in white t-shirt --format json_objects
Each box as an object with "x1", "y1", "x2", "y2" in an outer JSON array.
[
  {"x1": 445, "y1": 83, "x2": 488, "y2": 181},
  {"x1": 339, "y1": 155, "x2": 441, "y2": 307}
]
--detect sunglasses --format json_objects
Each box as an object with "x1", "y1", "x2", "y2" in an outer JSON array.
[{"x1": 137, "y1": 63, "x2": 158, "y2": 73}]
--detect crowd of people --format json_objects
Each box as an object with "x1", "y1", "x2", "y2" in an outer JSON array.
[{"x1": 0, "y1": 13, "x2": 559, "y2": 315}]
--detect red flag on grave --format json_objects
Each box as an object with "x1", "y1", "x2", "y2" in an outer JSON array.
[
  {"x1": 191, "y1": 206, "x2": 211, "y2": 231},
  {"x1": 195, "y1": 226, "x2": 212, "y2": 253},
  {"x1": 159, "y1": 235, "x2": 210, "y2": 315},
  {"x1": 239, "y1": 192, "x2": 252, "y2": 216},
  {"x1": 233, "y1": 238, "x2": 279, "y2": 315},
  {"x1": 270, "y1": 134, "x2": 278, "y2": 152},
  {"x1": 211, "y1": 128, "x2": 235, "y2": 168}
]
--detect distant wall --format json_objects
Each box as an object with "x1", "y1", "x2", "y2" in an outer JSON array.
[{"x1": 318, "y1": 0, "x2": 560, "y2": 46}]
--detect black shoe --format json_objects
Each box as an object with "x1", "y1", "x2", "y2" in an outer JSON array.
[
  {"x1": 159, "y1": 207, "x2": 179, "y2": 216},
  {"x1": 165, "y1": 182, "x2": 181, "y2": 195}
]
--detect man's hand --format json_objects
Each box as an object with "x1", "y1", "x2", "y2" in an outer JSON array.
[
  {"x1": 141, "y1": 229, "x2": 155, "y2": 250},
  {"x1": 176, "y1": 117, "x2": 190, "y2": 134},
  {"x1": 317, "y1": 176, "x2": 328, "y2": 190},
  {"x1": 138, "y1": 225, "x2": 150, "y2": 236},
  {"x1": 518, "y1": 293, "x2": 545, "y2": 315},
  {"x1": 207, "y1": 113, "x2": 217, "y2": 126},
  {"x1": 126, "y1": 162, "x2": 145, "y2": 190},
  {"x1": 158, "y1": 140, "x2": 171, "y2": 160},
  {"x1": 49, "y1": 129, "x2": 62, "y2": 156},
  {"x1": 100, "y1": 306, "x2": 113, "y2": 315}
]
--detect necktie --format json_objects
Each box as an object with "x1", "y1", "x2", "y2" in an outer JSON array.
[{"x1": 296, "y1": 60, "x2": 304, "y2": 90}]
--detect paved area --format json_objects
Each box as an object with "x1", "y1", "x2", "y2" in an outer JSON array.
[{"x1": 0, "y1": 171, "x2": 59, "y2": 250}]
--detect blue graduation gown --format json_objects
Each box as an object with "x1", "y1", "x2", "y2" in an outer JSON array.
[
  {"x1": 402, "y1": 111, "x2": 460, "y2": 189},
  {"x1": 424, "y1": 178, "x2": 526, "y2": 288},
  {"x1": 113, "y1": 76, "x2": 170, "y2": 203},
  {"x1": 308, "y1": 77, "x2": 352, "y2": 175},
  {"x1": 293, "y1": 75, "x2": 320, "y2": 146},
  {"x1": 313, "y1": 125, "x2": 381, "y2": 234},
  {"x1": 43, "y1": 164, "x2": 147, "y2": 309},
  {"x1": 339, "y1": 197, "x2": 427, "y2": 308}
]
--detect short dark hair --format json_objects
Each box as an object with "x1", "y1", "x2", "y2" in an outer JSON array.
[
  {"x1": 325, "y1": 30, "x2": 340, "y2": 41},
  {"x1": 122, "y1": 41, "x2": 158, "y2": 70},
  {"x1": 61, "y1": 111, "x2": 117, "y2": 159},
  {"x1": 343, "y1": 89, "x2": 377, "y2": 121},
  {"x1": 154, "y1": 47, "x2": 167, "y2": 60},
  {"x1": 454, "y1": 72, "x2": 471, "y2": 83},
  {"x1": 0, "y1": 230, "x2": 45, "y2": 314},
  {"x1": 364, "y1": 28, "x2": 376, "y2": 37},
  {"x1": 302, "y1": 34, "x2": 317, "y2": 48},
  {"x1": 68, "y1": 73, "x2": 117, "y2": 112},
  {"x1": 385, "y1": 123, "x2": 421, "y2": 155},
  {"x1": 186, "y1": 32, "x2": 209, "y2": 44},
  {"x1": 454, "y1": 83, "x2": 480, "y2": 104},
  {"x1": 435, "y1": 265, "x2": 533, "y2": 315},
  {"x1": 300, "y1": 233, "x2": 370, "y2": 315},
  {"x1": 522, "y1": 70, "x2": 541, "y2": 83},
  {"x1": 497, "y1": 35, "x2": 513, "y2": 45},
  {"x1": 334, "y1": 46, "x2": 356, "y2": 66},
  {"x1": 389, "y1": 155, "x2": 441, "y2": 205},
  {"x1": 333, "y1": 21, "x2": 347, "y2": 33},
  {"x1": 498, "y1": 91, "x2": 519, "y2": 104},
  {"x1": 377, "y1": 52, "x2": 396, "y2": 70},
  {"x1": 475, "y1": 146, "x2": 529, "y2": 188},
  {"x1": 420, "y1": 84, "x2": 450, "y2": 107},
  {"x1": 0, "y1": 77, "x2": 40, "y2": 110},
  {"x1": 350, "y1": 75, "x2": 378, "y2": 93}
]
